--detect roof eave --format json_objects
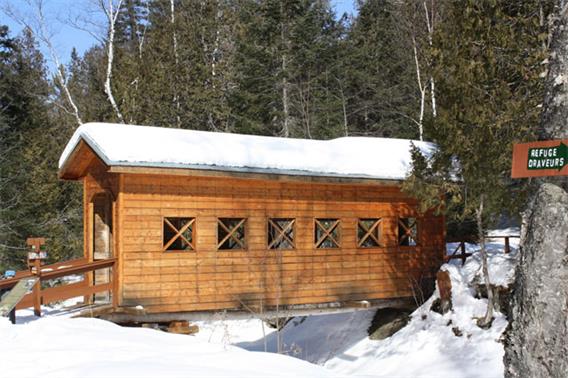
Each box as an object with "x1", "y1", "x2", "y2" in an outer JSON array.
[{"x1": 108, "y1": 164, "x2": 404, "y2": 186}]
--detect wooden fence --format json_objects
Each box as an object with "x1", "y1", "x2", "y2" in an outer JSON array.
[
  {"x1": 0, "y1": 257, "x2": 117, "y2": 317},
  {"x1": 445, "y1": 235, "x2": 520, "y2": 265}
]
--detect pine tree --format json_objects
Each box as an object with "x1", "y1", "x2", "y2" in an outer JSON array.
[
  {"x1": 343, "y1": 0, "x2": 419, "y2": 138},
  {"x1": 231, "y1": 0, "x2": 344, "y2": 138},
  {"x1": 0, "y1": 27, "x2": 82, "y2": 270}
]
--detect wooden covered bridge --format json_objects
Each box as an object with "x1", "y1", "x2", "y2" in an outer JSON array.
[{"x1": 2, "y1": 122, "x2": 446, "y2": 322}]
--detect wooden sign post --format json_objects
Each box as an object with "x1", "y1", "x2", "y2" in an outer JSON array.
[
  {"x1": 511, "y1": 139, "x2": 568, "y2": 178},
  {"x1": 26, "y1": 237, "x2": 46, "y2": 316}
]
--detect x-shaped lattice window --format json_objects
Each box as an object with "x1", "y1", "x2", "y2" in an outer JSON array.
[
  {"x1": 268, "y1": 218, "x2": 295, "y2": 249},
  {"x1": 217, "y1": 218, "x2": 246, "y2": 250},
  {"x1": 398, "y1": 217, "x2": 418, "y2": 246},
  {"x1": 315, "y1": 218, "x2": 341, "y2": 249},
  {"x1": 163, "y1": 217, "x2": 195, "y2": 251},
  {"x1": 357, "y1": 218, "x2": 382, "y2": 248}
]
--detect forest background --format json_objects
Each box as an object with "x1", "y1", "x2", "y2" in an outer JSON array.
[{"x1": 0, "y1": 0, "x2": 555, "y2": 270}]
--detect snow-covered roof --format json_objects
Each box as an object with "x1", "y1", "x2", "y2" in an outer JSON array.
[{"x1": 59, "y1": 122, "x2": 435, "y2": 181}]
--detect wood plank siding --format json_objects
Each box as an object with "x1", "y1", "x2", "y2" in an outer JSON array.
[{"x1": 82, "y1": 155, "x2": 444, "y2": 314}]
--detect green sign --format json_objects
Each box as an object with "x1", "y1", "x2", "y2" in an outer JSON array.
[{"x1": 527, "y1": 142, "x2": 567, "y2": 170}]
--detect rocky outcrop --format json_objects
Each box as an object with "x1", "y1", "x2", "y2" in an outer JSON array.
[
  {"x1": 367, "y1": 308, "x2": 411, "y2": 340},
  {"x1": 504, "y1": 183, "x2": 568, "y2": 378}
]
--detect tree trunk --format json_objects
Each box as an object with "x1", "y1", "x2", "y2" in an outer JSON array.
[
  {"x1": 280, "y1": 2, "x2": 290, "y2": 138},
  {"x1": 476, "y1": 194, "x2": 494, "y2": 328},
  {"x1": 504, "y1": 2, "x2": 568, "y2": 376},
  {"x1": 104, "y1": 0, "x2": 125, "y2": 124},
  {"x1": 504, "y1": 184, "x2": 568, "y2": 378},
  {"x1": 281, "y1": 55, "x2": 290, "y2": 138},
  {"x1": 412, "y1": 35, "x2": 425, "y2": 141},
  {"x1": 539, "y1": 4, "x2": 568, "y2": 142}
]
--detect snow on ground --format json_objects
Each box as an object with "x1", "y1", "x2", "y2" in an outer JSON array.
[
  {"x1": 323, "y1": 254, "x2": 515, "y2": 378},
  {"x1": 1, "y1": 316, "x2": 335, "y2": 378},
  {"x1": 3, "y1": 231, "x2": 519, "y2": 378},
  {"x1": 191, "y1": 231, "x2": 520, "y2": 378}
]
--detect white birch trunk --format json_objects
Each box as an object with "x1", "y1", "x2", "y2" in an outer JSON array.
[
  {"x1": 10, "y1": 0, "x2": 83, "y2": 125},
  {"x1": 412, "y1": 35, "x2": 425, "y2": 141},
  {"x1": 48, "y1": 39, "x2": 83, "y2": 126},
  {"x1": 340, "y1": 85, "x2": 349, "y2": 137},
  {"x1": 423, "y1": 1, "x2": 437, "y2": 117},
  {"x1": 103, "y1": 0, "x2": 125, "y2": 123},
  {"x1": 280, "y1": 3, "x2": 290, "y2": 138},
  {"x1": 281, "y1": 57, "x2": 290, "y2": 137}
]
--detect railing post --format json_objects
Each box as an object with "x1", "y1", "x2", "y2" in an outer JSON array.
[
  {"x1": 460, "y1": 241, "x2": 466, "y2": 266},
  {"x1": 32, "y1": 258, "x2": 41, "y2": 317},
  {"x1": 112, "y1": 261, "x2": 119, "y2": 308},
  {"x1": 26, "y1": 237, "x2": 46, "y2": 317},
  {"x1": 505, "y1": 236, "x2": 510, "y2": 254}
]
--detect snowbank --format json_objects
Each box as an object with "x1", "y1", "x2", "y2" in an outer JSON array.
[
  {"x1": 59, "y1": 123, "x2": 436, "y2": 180},
  {"x1": 0, "y1": 317, "x2": 335, "y2": 378},
  {"x1": 323, "y1": 260, "x2": 510, "y2": 378},
  {"x1": 196, "y1": 234, "x2": 519, "y2": 378}
]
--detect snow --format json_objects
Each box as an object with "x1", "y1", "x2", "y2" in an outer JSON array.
[
  {"x1": 323, "y1": 260, "x2": 510, "y2": 378},
  {"x1": 3, "y1": 232, "x2": 518, "y2": 378},
  {"x1": 59, "y1": 123, "x2": 436, "y2": 181},
  {"x1": 1, "y1": 316, "x2": 335, "y2": 378}
]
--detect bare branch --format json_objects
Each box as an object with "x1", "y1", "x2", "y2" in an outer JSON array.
[{"x1": 2, "y1": 0, "x2": 83, "y2": 126}]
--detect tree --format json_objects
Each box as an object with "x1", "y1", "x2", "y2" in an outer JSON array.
[
  {"x1": 403, "y1": 0, "x2": 553, "y2": 327},
  {"x1": 342, "y1": 0, "x2": 420, "y2": 139},
  {"x1": 231, "y1": 0, "x2": 344, "y2": 138},
  {"x1": 504, "y1": 2, "x2": 568, "y2": 376},
  {"x1": 0, "y1": 26, "x2": 82, "y2": 270},
  {"x1": 1, "y1": 0, "x2": 83, "y2": 126}
]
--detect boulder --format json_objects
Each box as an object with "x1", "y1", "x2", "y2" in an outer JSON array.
[{"x1": 368, "y1": 308, "x2": 410, "y2": 340}]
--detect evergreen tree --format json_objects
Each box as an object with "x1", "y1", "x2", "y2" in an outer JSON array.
[
  {"x1": 343, "y1": 0, "x2": 419, "y2": 138},
  {"x1": 0, "y1": 27, "x2": 82, "y2": 270},
  {"x1": 403, "y1": 0, "x2": 554, "y2": 327},
  {"x1": 231, "y1": 0, "x2": 344, "y2": 138}
]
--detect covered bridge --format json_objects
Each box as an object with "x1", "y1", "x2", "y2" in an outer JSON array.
[{"x1": 58, "y1": 123, "x2": 445, "y2": 317}]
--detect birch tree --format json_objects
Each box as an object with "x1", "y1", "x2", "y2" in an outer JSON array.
[
  {"x1": 2, "y1": 0, "x2": 83, "y2": 126},
  {"x1": 100, "y1": 0, "x2": 125, "y2": 123}
]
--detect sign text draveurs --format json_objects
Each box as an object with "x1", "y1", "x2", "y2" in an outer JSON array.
[{"x1": 512, "y1": 139, "x2": 568, "y2": 178}]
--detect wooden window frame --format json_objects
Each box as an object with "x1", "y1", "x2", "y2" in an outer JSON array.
[
  {"x1": 217, "y1": 218, "x2": 247, "y2": 250},
  {"x1": 357, "y1": 218, "x2": 382, "y2": 248},
  {"x1": 314, "y1": 218, "x2": 341, "y2": 249},
  {"x1": 267, "y1": 218, "x2": 296, "y2": 250},
  {"x1": 398, "y1": 217, "x2": 419, "y2": 247},
  {"x1": 162, "y1": 217, "x2": 196, "y2": 252}
]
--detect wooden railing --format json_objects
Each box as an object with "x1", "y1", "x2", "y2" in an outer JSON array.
[
  {"x1": 0, "y1": 257, "x2": 117, "y2": 317},
  {"x1": 445, "y1": 235, "x2": 520, "y2": 265}
]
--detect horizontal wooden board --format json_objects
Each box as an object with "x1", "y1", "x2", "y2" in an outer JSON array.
[{"x1": 80, "y1": 170, "x2": 444, "y2": 314}]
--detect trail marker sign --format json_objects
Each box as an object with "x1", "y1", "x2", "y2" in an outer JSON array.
[{"x1": 512, "y1": 139, "x2": 568, "y2": 178}]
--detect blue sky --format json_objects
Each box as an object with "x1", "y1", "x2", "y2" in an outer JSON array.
[{"x1": 2, "y1": 0, "x2": 357, "y2": 74}]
